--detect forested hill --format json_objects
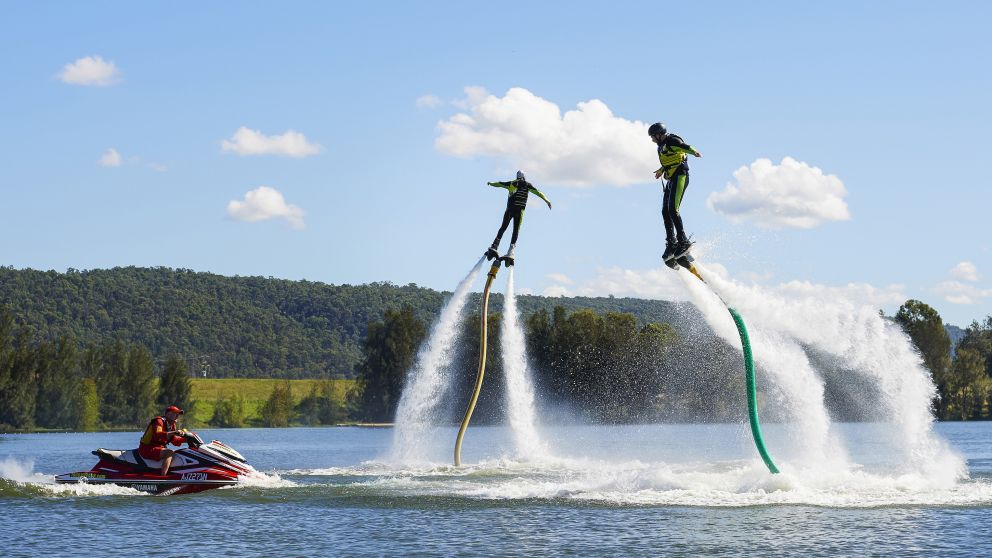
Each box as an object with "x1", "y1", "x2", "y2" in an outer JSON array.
[{"x1": 0, "y1": 266, "x2": 688, "y2": 378}]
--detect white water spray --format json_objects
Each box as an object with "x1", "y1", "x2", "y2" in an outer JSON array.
[
  {"x1": 500, "y1": 268, "x2": 545, "y2": 459},
  {"x1": 682, "y1": 262, "x2": 964, "y2": 483},
  {"x1": 677, "y1": 271, "x2": 841, "y2": 468},
  {"x1": 391, "y1": 257, "x2": 486, "y2": 463}
]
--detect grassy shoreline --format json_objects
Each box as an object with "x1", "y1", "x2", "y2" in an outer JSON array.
[{"x1": 0, "y1": 378, "x2": 358, "y2": 433}]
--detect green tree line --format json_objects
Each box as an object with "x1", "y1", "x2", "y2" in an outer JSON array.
[
  {"x1": 0, "y1": 266, "x2": 685, "y2": 379},
  {"x1": 0, "y1": 305, "x2": 185, "y2": 431},
  {"x1": 4, "y1": 264, "x2": 990, "y2": 429},
  {"x1": 349, "y1": 305, "x2": 748, "y2": 424},
  {"x1": 0, "y1": 304, "x2": 346, "y2": 431},
  {"x1": 350, "y1": 301, "x2": 992, "y2": 424},
  {"x1": 895, "y1": 300, "x2": 992, "y2": 420}
]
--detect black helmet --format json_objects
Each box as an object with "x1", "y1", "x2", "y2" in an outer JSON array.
[
  {"x1": 516, "y1": 170, "x2": 526, "y2": 181},
  {"x1": 648, "y1": 122, "x2": 667, "y2": 137}
]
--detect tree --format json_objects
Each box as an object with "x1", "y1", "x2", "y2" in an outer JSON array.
[
  {"x1": 895, "y1": 300, "x2": 952, "y2": 415},
  {"x1": 350, "y1": 307, "x2": 426, "y2": 422},
  {"x1": 0, "y1": 307, "x2": 15, "y2": 429},
  {"x1": 89, "y1": 342, "x2": 128, "y2": 426},
  {"x1": 297, "y1": 381, "x2": 345, "y2": 425},
  {"x1": 157, "y1": 356, "x2": 193, "y2": 414},
  {"x1": 85, "y1": 342, "x2": 156, "y2": 427},
  {"x1": 210, "y1": 395, "x2": 246, "y2": 428},
  {"x1": 121, "y1": 346, "x2": 157, "y2": 426},
  {"x1": 0, "y1": 327, "x2": 38, "y2": 430},
  {"x1": 946, "y1": 316, "x2": 992, "y2": 419},
  {"x1": 34, "y1": 336, "x2": 80, "y2": 429},
  {"x1": 944, "y1": 348, "x2": 990, "y2": 420},
  {"x1": 957, "y1": 317, "x2": 992, "y2": 378},
  {"x1": 524, "y1": 306, "x2": 684, "y2": 423},
  {"x1": 76, "y1": 378, "x2": 100, "y2": 431},
  {"x1": 260, "y1": 382, "x2": 294, "y2": 427}
]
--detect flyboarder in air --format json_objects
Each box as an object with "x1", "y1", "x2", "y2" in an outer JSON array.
[
  {"x1": 649, "y1": 122, "x2": 701, "y2": 265},
  {"x1": 484, "y1": 171, "x2": 552, "y2": 266}
]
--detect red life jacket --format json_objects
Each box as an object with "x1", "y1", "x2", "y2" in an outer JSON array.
[{"x1": 139, "y1": 416, "x2": 184, "y2": 449}]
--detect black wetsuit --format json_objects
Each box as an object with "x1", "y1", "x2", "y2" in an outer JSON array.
[
  {"x1": 488, "y1": 179, "x2": 551, "y2": 248},
  {"x1": 655, "y1": 134, "x2": 698, "y2": 244}
]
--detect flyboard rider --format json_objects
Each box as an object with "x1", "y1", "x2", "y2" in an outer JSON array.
[
  {"x1": 484, "y1": 171, "x2": 552, "y2": 266},
  {"x1": 649, "y1": 122, "x2": 701, "y2": 264}
]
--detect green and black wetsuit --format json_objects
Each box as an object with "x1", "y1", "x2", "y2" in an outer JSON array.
[
  {"x1": 656, "y1": 134, "x2": 698, "y2": 244},
  {"x1": 488, "y1": 179, "x2": 551, "y2": 248}
]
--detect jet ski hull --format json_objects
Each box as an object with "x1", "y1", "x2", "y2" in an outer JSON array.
[
  {"x1": 54, "y1": 471, "x2": 237, "y2": 495},
  {"x1": 56, "y1": 434, "x2": 250, "y2": 496}
]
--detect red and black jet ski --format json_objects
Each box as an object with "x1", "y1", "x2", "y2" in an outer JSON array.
[{"x1": 55, "y1": 431, "x2": 251, "y2": 496}]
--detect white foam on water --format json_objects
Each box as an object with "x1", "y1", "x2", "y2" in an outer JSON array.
[
  {"x1": 500, "y1": 268, "x2": 547, "y2": 459},
  {"x1": 392, "y1": 257, "x2": 487, "y2": 463},
  {"x1": 282, "y1": 457, "x2": 992, "y2": 508},
  {"x1": 683, "y1": 262, "x2": 965, "y2": 485},
  {"x1": 236, "y1": 467, "x2": 297, "y2": 488},
  {"x1": 0, "y1": 457, "x2": 53, "y2": 485},
  {"x1": 0, "y1": 457, "x2": 146, "y2": 497},
  {"x1": 40, "y1": 481, "x2": 147, "y2": 497}
]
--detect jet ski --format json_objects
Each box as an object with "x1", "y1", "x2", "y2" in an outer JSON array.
[{"x1": 55, "y1": 431, "x2": 251, "y2": 496}]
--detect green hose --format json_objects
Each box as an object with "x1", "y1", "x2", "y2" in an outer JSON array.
[{"x1": 728, "y1": 307, "x2": 779, "y2": 474}]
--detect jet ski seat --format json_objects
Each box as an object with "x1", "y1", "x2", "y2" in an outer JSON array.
[{"x1": 92, "y1": 448, "x2": 163, "y2": 470}]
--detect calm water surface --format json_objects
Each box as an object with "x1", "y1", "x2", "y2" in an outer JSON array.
[{"x1": 2, "y1": 423, "x2": 991, "y2": 557}]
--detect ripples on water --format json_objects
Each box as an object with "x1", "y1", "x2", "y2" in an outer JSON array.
[{"x1": 2, "y1": 424, "x2": 991, "y2": 556}]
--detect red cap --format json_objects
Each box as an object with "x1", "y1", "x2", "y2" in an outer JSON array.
[{"x1": 165, "y1": 405, "x2": 184, "y2": 415}]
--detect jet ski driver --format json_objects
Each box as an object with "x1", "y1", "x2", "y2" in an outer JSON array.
[{"x1": 138, "y1": 405, "x2": 188, "y2": 476}]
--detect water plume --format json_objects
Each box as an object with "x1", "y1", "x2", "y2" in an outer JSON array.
[
  {"x1": 500, "y1": 268, "x2": 545, "y2": 458},
  {"x1": 391, "y1": 257, "x2": 486, "y2": 463},
  {"x1": 679, "y1": 262, "x2": 963, "y2": 483}
]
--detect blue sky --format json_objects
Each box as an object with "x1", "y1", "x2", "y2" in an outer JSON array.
[{"x1": 1, "y1": 1, "x2": 989, "y2": 326}]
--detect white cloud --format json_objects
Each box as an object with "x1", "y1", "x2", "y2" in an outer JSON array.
[
  {"x1": 707, "y1": 157, "x2": 851, "y2": 229},
  {"x1": 772, "y1": 280, "x2": 907, "y2": 307},
  {"x1": 935, "y1": 263, "x2": 989, "y2": 304},
  {"x1": 546, "y1": 273, "x2": 574, "y2": 285},
  {"x1": 221, "y1": 127, "x2": 322, "y2": 158},
  {"x1": 148, "y1": 163, "x2": 168, "y2": 172},
  {"x1": 436, "y1": 87, "x2": 656, "y2": 187},
  {"x1": 543, "y1": 266, "x2": 687, "y2": 300},
  {"x1": 935, "y1": 280, "x2": 992, "y2": 305},
  {"x1": 415, "y1": 94, "x2": 442, "y2": 109},
  {"x1": 227, "y1": 186, "x2": 305, "y2": 229},
  {"x1": 59, "y1": 56, "x2": 121, "y2": 86},
  {"x1": 98, "y1": 148, "x2": 122, "y2": 167},
  {"x1": 451, "y1": 86, "x2": 489, "y2": 110},
  {"x1": 950, "y1": 261, "x2": 980, "y2": 282},
  {"x1": 542, "y1": 264, "x2": 904, "y2": 309},
  {"x1": 542, "y1": 285, "x2": 571, "y2": 298}
]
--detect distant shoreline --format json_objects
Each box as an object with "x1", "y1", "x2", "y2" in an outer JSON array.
[
  {"x1": 0, "y1": 423, "x2": 396, "y2": 434},
  {"x1": 7, "y1": 420, "x2": 986, "y2": 435}
]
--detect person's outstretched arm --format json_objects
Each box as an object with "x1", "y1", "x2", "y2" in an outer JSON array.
[
  {"x1": 668, "y1": 136, "x2": 701, "y2": 157},
  {"x1": 529, "y1": 185, "x2": 552, "y2": 209},
  {"x1": 487, "y1": 181, "x2": 514, "y2": 191}
]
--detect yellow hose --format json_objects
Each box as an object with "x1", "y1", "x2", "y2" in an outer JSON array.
[{"x1": 454, "y1": 260, "x2": 501, "y2": 466}]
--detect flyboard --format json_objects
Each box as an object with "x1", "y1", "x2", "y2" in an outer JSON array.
[
  {"x1": 454, "y1": 250, "x2": 511, "y2": 466},
  {"x1": 668, "y1": 251, "x2": 780, "y2": 474}
]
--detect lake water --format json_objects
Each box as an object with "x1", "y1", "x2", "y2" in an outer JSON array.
[{"x1": 2, "y1": 422, "x2": 991, "y2": 556}]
